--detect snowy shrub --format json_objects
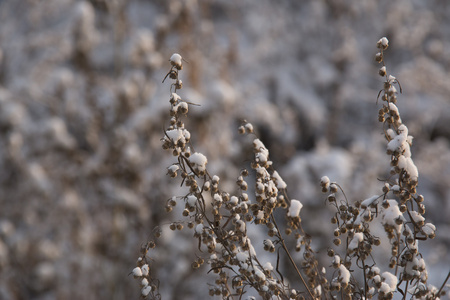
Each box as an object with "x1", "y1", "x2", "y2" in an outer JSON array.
[{"x1": 132, "y1": 39, "x2": 449, "y2": 299}]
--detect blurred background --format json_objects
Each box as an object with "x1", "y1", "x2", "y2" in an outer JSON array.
[{"x1": 0, "y1": 0, "x2": 449, "y2": 299}]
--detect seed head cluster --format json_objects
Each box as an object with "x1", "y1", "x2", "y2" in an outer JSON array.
[{"x1": 132, "y1": 42, "x2": 448, "y2": 300}]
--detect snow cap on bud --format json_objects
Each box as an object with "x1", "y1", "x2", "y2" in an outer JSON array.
[
  {"x1": 132, "y1": 267, "x2": 143, "y2": 278},
  {"x1": 141, "y1": 264, "x2": 149, "y2": 276},
  {"x1": 170, "y1": 53, "x2": 183, "y2": 70},
  {"x1": 320, "y1": 176, "x2": 330, "y2": 192},
  {"x1": 141, "y1": 285, "x2": 152, "y2": 296},
  {"x1": 288, "y1": 200, "x2": 303, "y2": 218},
  {"x1": 377, "y1": 37, "x2": 389, "y2": 50},
  {"x1": 189, "y1": 152, "x2": 208, "y2": 175}
]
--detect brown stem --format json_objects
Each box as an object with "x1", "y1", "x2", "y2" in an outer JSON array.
[
  {"x1": 436, "y1": 271, "x2": 450, "y2": 299},
  {"x1": 271, "y1": 214, "x2": 315, "y2": 299}
]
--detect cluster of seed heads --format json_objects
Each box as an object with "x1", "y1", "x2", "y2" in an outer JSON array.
[{"x1": 132, "y1": 44, "x2": 448, "y2": 300}]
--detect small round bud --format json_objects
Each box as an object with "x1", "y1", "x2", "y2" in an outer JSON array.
[
  {"x1": 377, "y1": 37, "x2": 389, "y2": 50},
  {"x1": 375, "y1": 52, "x2": 383, "y2": 62},
  {"x1": 399, "y1": 204, "x2": 407, "y2": 213},
  {"x1": 244, "y1": 123, "x2": 254, "y2": 133},
  {"x1": 327, "y1": 194, "x2": 336, "y2": 202},
  {"x1": 170, "y1": 53, "x2": 183, "y2": 70}
]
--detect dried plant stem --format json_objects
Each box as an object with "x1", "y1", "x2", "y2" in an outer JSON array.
[
  {"x1": 271, "y1": 214, "x2": 314, "y2": 299},
  {"x1": 437, "y1": 271, "x2": 450, "y2": 298},
  {"x1": 362, "y1": 259, "x2": 367, "y2": 300},
  {"x1": 402, "y1": 280, "x2": 409, "y2": 300}
]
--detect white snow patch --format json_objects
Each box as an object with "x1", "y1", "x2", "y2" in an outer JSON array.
[
  {"x1": 348, "y1": 232, "x2": 364, "y2": 251},
  {"x1": 382, "y1": 199, "x2": 405, "y2": 233},
  {"x1": 288, "y1": 200, "x2": 303, "y2": 218},
  {"x1": 272, "y1": 171, "x2": 287, "y2": 189},
  {"x1": 338, "y1": 265, "x2": 350, "y2": 285}
]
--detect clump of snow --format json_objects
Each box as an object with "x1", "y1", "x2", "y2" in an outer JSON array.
[
  {"x1": 338, "y1": 265, "x2": 350, "y2": 285},
  {"x1": 186, "y1": 195, "x2": 197, "y2": 207},
  {"x1": 170, "y1": 53, "x2": 182, "y2": 69},
  {"x1": 244, "y1": 123, "x2": 253, "y2": 133},
  {"x1": 132, "y1": 267, "x2": 143, "y2": 277},
  {"x1": 287, "y1": 200, "x2": 303, "y2": 218},
  {"x1": 213, "y1": 193, "x2": 222, "y2": 204},
  {"x1": 253, "y1": 139, "x2": 270, "y2": 165},
  {"x1": 377, "y1": 37, "x2": 389, "y2": 49},
  {"x1": 195, "y1": 224, "x2": 204, "y2": 234},
  {"x1": 320, "y1": 176, "x2": 330, "y2": 189},
  {"x1": 141, "y1": 264, "x2": 149, "y2": 276},
  {"x1": 333, "y1": 255, "x2": 341, "y2": 266},
  {"x1": 166, "y1": 128, "x2": 184, "y2": 143},
  {"x1": 168, "y1": 165, "x2": 179, "y2": 173},
  {"x1": 141, "y1": 285, "x2": 152, "y2": 296},
  {"x1": 189, "y1": 152, "x2": 208, "y2": 173},
  {"x1": 235, "y1": 219, "x2": 246, "y2": 232},
  {"x1": 382, "y1": 199, "x2": 405, "y2": 233},
  {"x1": 170, "y1": 92, "x2": 181, "y2": 103},
  {"x1": 421, "y1": 223, "x2": 435, "y2": 237},
  {"x1": 141, "y1": 278, "x2": 149, "y2": 287},
  {"x1": 263, "y1": 262, "x2": 273, "y2": 271},
  {"x1": 348, "y1": 232, "x2": 364, "y2": 251},
  {"x1": 360, "y1": 195, "x2": 380, "y2": 209},
  {"x1": 272, "y1": 171, "x2": 287, "y2": 189},
  {"x1": 380, "y1": 272, "x2": 397, "y2": 293},
  {"x1": 236, "y1": 251, "x2": 248, "y2": 262},
  {"x1": 254, "y1": 268, "x2": 266, "y2": 281},
  {"x1": 229, "y1": 196, "x2": 239, "y2": 206},
  {"x1": 409, "y1": 211, "x2": 425, "y2": 224}
]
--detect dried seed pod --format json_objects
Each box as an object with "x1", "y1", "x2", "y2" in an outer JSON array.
[{"x1": 375, "y1": 52, "x2": 383, "y2": 62}]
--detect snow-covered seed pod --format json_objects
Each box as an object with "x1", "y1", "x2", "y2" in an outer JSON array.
[
  {"x1": 327, "y1": 193, "x2": 336, "y2": 203},
  {"x1": 170, "y1": 53, "x2": 183, "y2": 70},
  {"x1": 175, "y1": 79, "x2": 182, "y2": 89},
  {"x1": 132, "y1": 267, "x2": 143, "y2": 278},
  {"x1": 178, "y1": 101, "x2": 188, "y2": 114},
  {"x1": 167, "y1": 164, "x2": 179, "y2": 178},
  {"x1": 244, "y1": 122, "x2": 254, "y2": 133},
  {"x1": 141, "y1": 285, "x2": 152, "y2": 296},
  {"x1": 375, "y1": 52, "x2": 383, "y2": 62},
  {"x1": 320, "y1": 176, "x2": 330, "y2": 192},
  {"x1": 377, "y1": 37, "x2": 389, "y2": 50}
]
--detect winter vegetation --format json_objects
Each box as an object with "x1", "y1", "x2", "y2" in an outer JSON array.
[
  {"x1": 131, "y1": 40, "x2": 449, "y2": 300},
  {"x1": 0, "y1": 1, "x2": 449, "y2": 300}
]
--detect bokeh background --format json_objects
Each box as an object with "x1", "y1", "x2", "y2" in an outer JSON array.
[{"x1": 0, "y1": 0, "x2": 449, "y2": 299}]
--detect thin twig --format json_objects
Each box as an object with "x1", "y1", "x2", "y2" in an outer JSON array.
[
  {"x1": 436, "y1": 271, "x2": 450, "y2": 298},
  {"x1": 271, "y1": 214, "x2": 315, "y2": 299}
]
